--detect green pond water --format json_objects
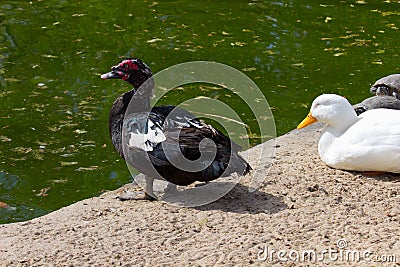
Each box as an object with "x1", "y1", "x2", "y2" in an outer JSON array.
[{"x1": 0, "y1": 0, "x2": 399, "y2": 224}]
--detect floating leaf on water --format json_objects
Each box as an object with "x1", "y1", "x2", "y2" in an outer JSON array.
[
  {"x1": 41, "y1": 54, "x2": 58, "y2": 59},
  {"x1": 36, "y1": 141, "x2": 51, "y2": 146},
  {"x1": 301, "y1": 103, "x2": 309, "y2": 108},
  {"x1": 291, "y1": 63, "x2": 304, "y2": 67},
  {"x1": 32, "y1": 151, "x2": 44, "y2": 160},
  {"x1": 385, "y1": 23, "x2": 398, "y2": 30},
  {"x1": 81, "y1": 144, "x2": 95, "y2": 148},
  {"x1": 36, "y1": 187, "x2": 50, "y2": 197},
  {"x1": 30, "y1": 91, "x2": 41, "y2": 97},
  {"x1": 61, "y1": 123, "x2": 79, "y2": 128},
  {"x1": 230, "y1": 41, "x2": 246, "y2": 47},
  {"x1": 12, "y1": 147, "x2": 32, "y2": 154},
  {"x1": 258, "y1": 115, "x2": 272, "y2": 121},
  {"x1": 242, "y1": 67, "x2": 257, "y2": 72},
  {"x1": 82, "y1": 114, "x2": 93, "y2": 120},
  {"x1": 0, "y1": 90, "x2": 12, "y2": 97},
  {"x1": 80, "y1": 140, "x2": 95, "y2": 144},
  {"x1": 50, "y1": 179, "x2": 68, "y2": 183},
  {"x1": 0, "y1": 202, "x2": 9, "y2": 208},
  {"x1": 5, "y1": 78, "x2": 20, "y2": 82},
  {"x1": 147, "y1": 38, "x2": 163, "y2": 44},
  {"x1": 333, "y1": 52, "x2": 347, "y2": 57},
  {"x1": 344, "y1": 39, "x2": 371, "y2": 47},
  {"x1": 339, "y1": 33, "x2": 359, "y2": 39},
  {"x1": 47, "y1": 126, "x2": 60, "y2": 132},
  {"x1": 222, "y1": 31, "x2": 230, "y2": 35},
  {"x1": 324, "y1": 17, "x2": 333, "y2": 23},
  {"x1": 60, "y1": 153, "x2": 76, "y2": 157},
  {"x1": 113, "y1": 24, "x2": 126, "y2": 32},
  {"x1": 382, "y1": 11, "x2": 400, "y2": 16},
  {"x1": 61, "y1": 161, "x2": 79, "y2": 166},
  {"x1": 76, "y1": 166, "x2": 99, "y2": 171},
  {"x1": 372, "y1": 60, "x2": 383, "y2": 65},
  {"x1": 0, "y1": 135, "x2": 12, "y2": 142},
  {"x1": 72, "y1": 13, "x2": 87, "y2": 17},
  {"x1": 74, "y1": 129, "x2": 88, "y2": 134},
  {"x1": 10, "y1": 156, "x2": 27, "y2": 161}
]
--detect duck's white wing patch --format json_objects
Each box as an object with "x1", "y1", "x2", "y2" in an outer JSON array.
[{"x1": 128, "y1": 120, "x2": 166, "y2": 151}]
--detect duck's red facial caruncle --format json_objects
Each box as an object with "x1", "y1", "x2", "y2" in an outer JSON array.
[
  {"x1": 118, "y1": 59, "x2": 139, "y2": 71},
  {"x1": 100, "y1": 59, "x2": 140, "y2": 81},
  {"x1": 101, "y1": 58, "x2": 153, "y2": 89}
]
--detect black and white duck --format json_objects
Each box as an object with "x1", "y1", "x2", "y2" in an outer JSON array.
[{"x1": 101, "y1": 58, "x2": 251, "y2": 200}]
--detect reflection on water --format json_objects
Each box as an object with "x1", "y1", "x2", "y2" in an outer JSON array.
[{"x1": 0, "y1": 0, "x2": 399, "y2": 223}]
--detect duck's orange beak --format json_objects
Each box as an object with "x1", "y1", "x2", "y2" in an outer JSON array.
[{"x1": 297, "y1": 112, "x2": 317, "y2": 129}]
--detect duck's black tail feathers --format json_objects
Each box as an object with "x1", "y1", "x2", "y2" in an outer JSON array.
[{"x1": 231, "y1": 153, "x2": 252, "y2": 176}]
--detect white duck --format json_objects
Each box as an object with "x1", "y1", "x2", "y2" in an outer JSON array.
[{"x1": 297, "y1": 94, "x2": 400, "y2": 173}]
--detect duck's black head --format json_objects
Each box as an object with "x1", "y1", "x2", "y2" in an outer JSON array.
[{"x1": 101, "y1": 58, "x2": 153, "y2": 89}]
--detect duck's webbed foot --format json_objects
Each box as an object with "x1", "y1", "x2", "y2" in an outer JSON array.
[
  {"x1": 143, "y1": 176, "x2": 157, "y2": 200},
  {"x1": 164, "y1": 182, "x2": 178, "y2": 195},
  {"x1": 116, "y1": 190, "x2": 146, "y2": 201},
  {"x1": 143, "y1": 192, "x2": 157, "y2": 201},
  {"x1": 116, "y1": 176, "x2": 157, "y2": 201},
  {"x1": 195, "y1": 181, "x2": 210, "y2": 187},
  {"x1": 116, "y1": 191, "x2": 157, "y2": 201}
]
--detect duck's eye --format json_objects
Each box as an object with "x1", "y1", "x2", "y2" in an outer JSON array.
[{"x1": 124, "y1": 64, "x2": 129, "y2": 69}]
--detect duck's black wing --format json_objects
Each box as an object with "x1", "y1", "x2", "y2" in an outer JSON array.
[{"x1": 124, "y1": 105, "x2": 251, "y2": 186}]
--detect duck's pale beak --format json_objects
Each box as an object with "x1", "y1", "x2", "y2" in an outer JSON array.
[
  {"x1": 101, "y1": 70, "x2": 123, "y2": 80},
  {"x1": 297, "y1": 112, "x2": 317, "y2": 129}
]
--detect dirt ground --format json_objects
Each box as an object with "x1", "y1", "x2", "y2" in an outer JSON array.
[{"x1": 1, "y1": 123, "x2": 399, "y2": 266}]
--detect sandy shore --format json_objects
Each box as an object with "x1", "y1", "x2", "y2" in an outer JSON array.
[{"x1": 1, "y1": 124, "x2": 399, "y2": 266}]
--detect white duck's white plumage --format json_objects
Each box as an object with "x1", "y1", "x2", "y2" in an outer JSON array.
[{"x1": 298, "y1": 94, "x2": 400, "y2": 173}]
